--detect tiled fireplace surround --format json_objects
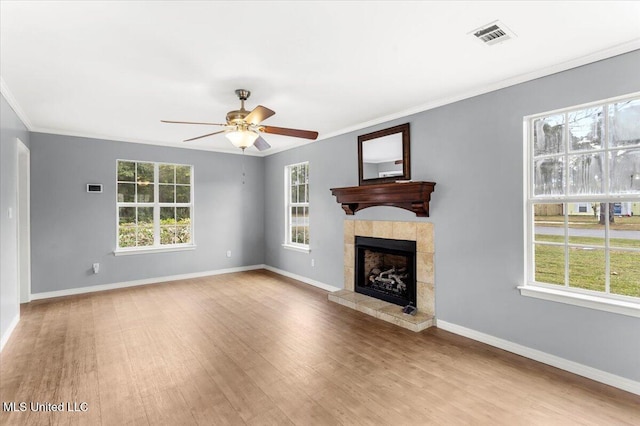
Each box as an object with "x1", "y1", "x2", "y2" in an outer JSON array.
[{"x1": 329, "y1": 220, "x2": 435, "y2": 332}]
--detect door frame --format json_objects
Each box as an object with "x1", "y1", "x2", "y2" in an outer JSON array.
[{"x1": 17, "y1": 138, "x2": 30, "y2": 303}]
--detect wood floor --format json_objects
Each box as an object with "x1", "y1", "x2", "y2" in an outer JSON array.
[{"x1": 1, "y1": 270, "x2": 638, "y2": 425}]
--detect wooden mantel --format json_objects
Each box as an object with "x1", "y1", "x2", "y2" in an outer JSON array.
[{"x1": 330, "y1": 181, "x2": 436, "y2": 217}]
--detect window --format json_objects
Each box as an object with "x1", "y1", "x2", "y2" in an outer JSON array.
[
  {"x1": 284, "y1": 162, "x2": 310, "y2": 251},
  {"x1": 524, "y1": 94, "x2": 640, "y2": 310},
  {"x1": 117, "y1": 160, "x2": 193, "y2": 252}
]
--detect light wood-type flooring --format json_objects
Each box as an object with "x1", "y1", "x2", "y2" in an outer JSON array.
[{"x1": 1, "y1": 270, "x2": 638, "y2": 425}]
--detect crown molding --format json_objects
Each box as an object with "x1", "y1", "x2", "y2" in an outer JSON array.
[
  {"x1": 30, "y1": 128, "x2": 265, "y2": 157},
  {"x1": 0, "y1": 76, "x2": 34, "y2": 130}
]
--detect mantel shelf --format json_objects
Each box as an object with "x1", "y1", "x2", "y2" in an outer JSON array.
[{"x1": 330, "y1": 181, "x2": 436, "y2": 217}]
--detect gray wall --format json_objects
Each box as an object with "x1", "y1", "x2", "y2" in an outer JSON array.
[
  {"x1": 0, "y1": 95, "x2": 30, "y2": 345},
  {"x1": 29, "y1": 133, "x2": 265, "y2": 294},
  {"x1": 264, "y1": 50, "x2": 640, "y2": 381}
]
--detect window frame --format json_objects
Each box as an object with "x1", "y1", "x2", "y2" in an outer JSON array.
[
  {"x1": 520, "y1": 92, "x2": 640, "y2": 317},
  {"x1": 115, "y1": 160, "x2": 195, "y2": 255},
  {"x1": 283, "y1": 161, "x2": 310, "y2": 253}
]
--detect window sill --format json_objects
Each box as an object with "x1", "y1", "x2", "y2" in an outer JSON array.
[
  {"x1": 114, "y1": 245, "x2": 196, "y2": 256},
  {"x1": 282, "y1": 243, "x2": 311, "y2": 254},
  {"x1": 518, "y1": 285, "x2": 640, "y2": 318}
]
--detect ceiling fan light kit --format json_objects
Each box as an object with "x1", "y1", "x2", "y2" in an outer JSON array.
[
  {"x1": 226, "y1": 128, "x2": 259, "y2": 149},
  {"x1": 162, "y1": 89, "x2": 318, "y2": 152}
]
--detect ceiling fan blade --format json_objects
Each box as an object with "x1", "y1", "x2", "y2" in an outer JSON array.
[
  {"x1": 162, "y1": 120, "x2": 226, "y2": 126},
  {"x1": 244, "y1": 105, "x2": 276, "y2": 125},
  {"x1": 253, "y1": 136, "x2": 271, "y2": 151},
  {"x1": 183, "y1": 130, "x2": 226, "y2": 142},
  {"x1": 261, "y1": 126, "x2": 318, "y2": 140}
]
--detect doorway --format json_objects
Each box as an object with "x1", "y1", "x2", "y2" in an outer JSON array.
[{"x1": 17, "y1": 139, "x2": 30, "y2": 303}]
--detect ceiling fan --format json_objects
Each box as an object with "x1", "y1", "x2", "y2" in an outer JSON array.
[{"x1": 161, "y1": 89, "x2": 318, "y2": 151}]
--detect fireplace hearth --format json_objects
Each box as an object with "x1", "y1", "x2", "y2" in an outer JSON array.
[
  {"x1": 355, "y1": 236, "x2": 416, "y2": 307},
  {"x1": 329, "y1": 220, "x2": 435, "y2": 332}
]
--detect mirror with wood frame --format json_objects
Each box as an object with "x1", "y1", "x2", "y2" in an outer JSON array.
[{"x1": 358, "y1": 123, "x2": 411, "y2": 185}]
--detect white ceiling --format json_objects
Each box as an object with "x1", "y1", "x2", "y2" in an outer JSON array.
[{"x1": 1, "y1": 1, "x2": 639, "y2": 156}]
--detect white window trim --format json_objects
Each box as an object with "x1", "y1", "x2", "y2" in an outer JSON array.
[
  {"x1": 521, "y1": 92, "x2": 640, "y2": 317},
  {"x1": 283, "y1": 161, "x2": 310, "y2": 252},
  {"x1": 114, "y1": 245, "x2": 197, "y2": 256},
  {"x1": 115, "y1": 160, "x2": 195, "y2": 254},
  {"x1": 518, "y1": 285, "x2": 640, "y2": 318},
  {"x1": 281, "y1": 243, "x2": 311, "y2": 253}
]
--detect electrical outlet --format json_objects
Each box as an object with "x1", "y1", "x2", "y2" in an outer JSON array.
[
  {"x1": 226, "y1": 250, "x2": 231, "y2": 258},
  {"x1": 92, "y1": 263, "x2": 100, "y2": 274},
  {"x1": 311, "y1": 259, "x2": 315, "y2": 267}
]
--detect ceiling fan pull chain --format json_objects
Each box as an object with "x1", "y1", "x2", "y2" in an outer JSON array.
[{"x1": 241, "y1": 149, "x2": 246, "y2": 185}]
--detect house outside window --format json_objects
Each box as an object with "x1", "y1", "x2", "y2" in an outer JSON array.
[
  {"x1": 116, "y1": 160, "x2": 194, "y2": 252},
  {"x1": 284, "y1": 162, "x2": 310, "y2": 251},
  {"x1": 524, "y1": 94, "x2": 640, "y2": 311}
]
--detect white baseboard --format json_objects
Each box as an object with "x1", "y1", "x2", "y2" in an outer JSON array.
[
  {"x1": 30, "y1": 264, "x2": 266, "y2": 301},
  {"x1": 263, "y1": 265, "x2": 342, "y2": 293},
  {"x1": 437, "y1": 320, "x2": 640, "y2": 396},
  {"x1": 0, "y1": 313, "x2": 20, "y2": 352}
]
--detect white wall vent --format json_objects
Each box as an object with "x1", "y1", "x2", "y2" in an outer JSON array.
[{"x1": 470, "y1": 20, "x2": 516, "y2": 46}]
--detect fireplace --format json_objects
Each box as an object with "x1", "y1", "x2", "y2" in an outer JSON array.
[{"x1": 355, "y1": 236, "x2": 416, "y2": 307}]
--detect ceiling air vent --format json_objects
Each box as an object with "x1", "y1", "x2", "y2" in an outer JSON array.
[{"x1": 470, "y1": 20, "x2": 516, "y2": 46}]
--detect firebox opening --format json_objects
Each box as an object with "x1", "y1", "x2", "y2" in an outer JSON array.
[{"x1": 355, "y1": 236, "x2": 416, "y2": 307}]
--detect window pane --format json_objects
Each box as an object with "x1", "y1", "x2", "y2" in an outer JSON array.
[
  {"x1": 159, "y1": 164, "x2": 175, "y2": 184},
  {"x1": 298, "y1": 184, "x2": 306, "y2": 204},
  {"x1": 609, "y1": 148, "x2": 640, "y2": 194},
  {"x1": 533, "y1": 157, "x2": 564, "y2": 195},
  {"x1": 568, "y1": 247, "x2": 605, "y2": 292},
  {"x1": 176, "y1": 207, "x2": 190, "y2": 223},
  {"x1": 609, "y1": 99, "x2": 640, "y2": 148},
  {"x1": 138, "y1": 207, "x2": 153, "y2": 224},
  {"x1": 295, "y1": 226, "x2": 303, "y2": 244},
  {"x1": 533, "y1": 114, "x2": 564, "y2": 157},
  {"x1": 533, "y1": 203, "x2": 563, "y2": 242},
  {"x1": 137, "y1": 225, "x2": 154, "y2": 247},
  {"x1": 118, "y1": 183, "x2": 135, "y2": 202},
  {"x1": 534, "y1": 244, "x2": 564, "y2": 285},
  {"x1": 300, "y1": 164, "x2": 307, "y2": 183},
  {"x1": 610, "y1": 250, "x2": 640, "y2": 298},
  {"x1": 610, "y1": 212, "x2": 640, "y2": 249},
  {"x1": 565, "y1": 203, "x2": 600, "y2": 218},
  {"x1": 290, "y1": 185, "x2": 297, "y2": 203},
  {"x1": 159, "y1": 184, "x2": 175, "y2": 203},
  {"x1": 568, "y1": 107, "x2": 603, "y2": 151},
  {"x1": 117, "y1": 161, "x2": 135, "y2": 181},
  {"x1": 160, "y1": 207, "x2": 175, "y2": 223},
  {"x1": 160, "y1": 226, "x2": 175, "y2": 245},
  {"x1": 119, "y1": 207, "x2": 135, "y2": 225},
  {"x1": 118, "y1": 226, "x2": 136, "y2": 248},
  {"x1": 568, "y1": 153, "x2": 604, "y2": 195},
  {"x1": 175, "y1": 226, "x2": 191, "y2": 244},
  {"x1": 176, "y1": 165, "x2": 191, "y2": 184},
  {"x1": 137, "y1": 183, "x2": 154, "y2": 202},
  {"x1": 290, "y1": 167, "x2": 298, "y2": 185},
  {"x1": 567, "y1": 208, "x2": 604, "y2": 246},
  {"x1": 137, "y1": 162, "x2": 154, "y2": 184},
  {"x1": 176, "y1": 185, "x2": 190, "y2": 203}
]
